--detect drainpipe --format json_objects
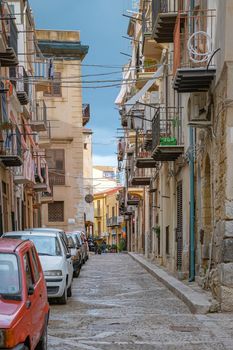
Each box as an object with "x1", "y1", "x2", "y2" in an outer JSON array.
[
  {"x1": 189, "y1": 127, "x2": 195, "y2": 282},
  {"x1": 189, "y1": 0, "x2": 195, "y2": 282}
]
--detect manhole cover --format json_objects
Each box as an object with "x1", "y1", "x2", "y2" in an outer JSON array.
[{"x1": 170, "y1": 325, "x2": 200, "y2": 332}]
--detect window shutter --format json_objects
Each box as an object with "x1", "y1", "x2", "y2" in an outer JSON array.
[
  {"x1": 52, "y1": 72, "x2": 61, "y2": 96},
  {"x1": 48, "y1": 201, "x2": 64, "y2": 222},
  {"x1": 46, "y1": 149, "x2": 65, "y2": 185}
]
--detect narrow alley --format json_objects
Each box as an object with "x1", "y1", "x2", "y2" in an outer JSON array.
[{"x1": 48, "y1": 254, "x2": 233, "y2": 350}]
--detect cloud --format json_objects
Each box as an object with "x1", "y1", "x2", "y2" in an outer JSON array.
[{"x1": 93, "y1": 154, "x2": 117, "y2": 167}]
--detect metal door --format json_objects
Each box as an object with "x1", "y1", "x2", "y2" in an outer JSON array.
[{"x1": 177, "y1": 181, "x2": 183, "y2": 270}]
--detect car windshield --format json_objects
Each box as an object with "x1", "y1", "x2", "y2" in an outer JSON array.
[
  {"x1": 8, "y1": 236, "x2": 62, "y2": 256},
  {"x1": 0, "y1": 253, "x2": 20, "y2": 295}
]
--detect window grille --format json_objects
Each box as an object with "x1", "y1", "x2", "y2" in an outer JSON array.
[{"x1": 48, "y1": 201, "x2": 64, "y2": 222}]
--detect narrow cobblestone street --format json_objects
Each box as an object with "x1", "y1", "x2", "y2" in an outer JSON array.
[{"x1": 48, "y1": 254, "x2": 233, "y2": 350}]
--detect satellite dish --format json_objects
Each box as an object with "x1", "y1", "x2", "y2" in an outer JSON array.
[{"x1": 85, "y1": 194, "x2": 94, "y2": 203}]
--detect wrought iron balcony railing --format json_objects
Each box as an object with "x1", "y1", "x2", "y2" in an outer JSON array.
[
  {"x1": 94, "y1": 208, "x2": 102, "y2": 218},
  {"x1": 107, "y1": 216, "x2": 121, "y2": 227},
  {"x1": 173, "y1": 9, "x2": 216, "y2": 92},
  {"x1": 0, "y1": 128, "x2": 23, "y2": 167},
  {"x1": 0, "y1": 1, "x2": 18, "y2": 66},
  {"x1": 152, "y1": 0, "x2": 179, "y2": 43},
  {"x1": 152, "y1": 106, "x2": 184, "y2": 161},
  {"x1": 31, "y1": 100, "x2": 48, "y2": 132}
]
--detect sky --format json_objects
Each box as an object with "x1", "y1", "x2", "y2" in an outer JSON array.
[{"x1": 30, "y1": 0, "x2": 136, "y2": 166}]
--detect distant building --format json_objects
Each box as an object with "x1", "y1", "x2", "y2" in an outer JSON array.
[
  {"x1": 83, "y1": 128, "x2": 94, "y2": 236},
  {"x1": 93, "y1": 187, "x2": 126, "y2": 248},
  {"x1": 36, "y1": 29, "x2": 89, "y2": 231},
  {"x1": 93, "y1": 166, "x2": 119, "y2": 194}
]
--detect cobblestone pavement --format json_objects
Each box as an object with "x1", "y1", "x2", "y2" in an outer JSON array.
[{"x1": 48, "y1": 254, "x2": 233, "y2": 350}]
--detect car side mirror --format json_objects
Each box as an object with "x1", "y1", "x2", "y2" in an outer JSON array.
[
  {"x1": 66, "y1": 253, "x2": 71, "y2": 259},
  {"x1": 28, "y1": 285, "x2": 35, "y2": 296}
]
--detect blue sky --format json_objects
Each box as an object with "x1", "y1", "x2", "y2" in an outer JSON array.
[{"x1": 30, "y1": 0, "x2": 135, "y2": 166}]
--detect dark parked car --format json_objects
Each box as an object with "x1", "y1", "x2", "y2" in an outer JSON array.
[
  {"x1": 66, "y1": 233, "x2": 82, "y2": 277},
  {"x1": 88, "y1": 238, "x2": 95, "y2": 252}
]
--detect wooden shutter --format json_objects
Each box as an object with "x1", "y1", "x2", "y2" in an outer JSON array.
[
  {"x1": 44, "y1": 71, "x2": 62, "y2": 97},
  {"x1": 46, "y1": 149, "x2": 65, "y2": 185},
  {"x1": 177, "y1": 181, "x2": 183, "y2": 270},
  {"x1": 52, "y1": 72, "x2": 62, "y2": 96}
]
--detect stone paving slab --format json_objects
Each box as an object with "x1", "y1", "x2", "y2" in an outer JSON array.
[
  {"x1": 48, "y1": 254, "x2": 233, "y2": 350},
  {"x1": 128, "y1": 252, "x2": 212, "y2": 314}
]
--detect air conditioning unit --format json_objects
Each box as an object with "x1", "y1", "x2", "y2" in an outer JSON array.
[{"x1": 188, "y1": 92, "x2": 213, "y2": 127}]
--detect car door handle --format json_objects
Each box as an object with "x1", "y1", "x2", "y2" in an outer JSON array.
[{"x1": 26, "y1": 300, "x2": 31, "y2": 309}]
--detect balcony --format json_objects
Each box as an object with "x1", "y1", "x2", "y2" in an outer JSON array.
[
  {"x1": 41, "y1": 190, "x2": 54, "y2": 204},
  {"x1": 10, "y1": 66, "x2": 29, "y2": 105},
  {"x1": 82, "y1": 104, "x2": 90, "y2": 126},
  {"x1": 152, "y1": 0, "x2": 178, "y2": 43},
  {"x1": 118, "y1": 139, "x2": 125, "y2": 162},
  {"x1": 94, "y1": 209, "x2": 102, "y2": 218},
  {"x1": 48, "y1": 170, "x2": 65, "y2": 186},
  {"x1": 33, "y1": 183, "x2": 47, "y2": 192},
  {"x1": 14, "y1": 151, "x2": 35, "y2": 184},
  {"x1": 152, "y1": 106, "x2": 184, "y2": 161},
  {"x1": 31, "y1": 100, "x2": 48, "y2": 132},
  {"x1": 0, "y1": 2, "x2": 18, "y2": 67},
  {"x1": 106, "y1": 216, "x2": 121, "y2": 227},
  {"x1": 136, "y1": 63, "x2": 159, "y2": 91},
  {"x1": 0, "y1": 129, "x2": 23, "y2": 167},
  {"x1": 136, "y1": 154, "x2": 157, "y2": 169},
  {"x1": 142, "y1": 14, "x2": 163, "y2": 60},
  {"x1": 173, "y1": 10, "x2": 216, "y2": 93},
  {"x1": 127, "y1": 194, "x2": 140, "y2": 206},
  {"x1": 130, "y1": 167, "x2": 151, "y2": 187}
]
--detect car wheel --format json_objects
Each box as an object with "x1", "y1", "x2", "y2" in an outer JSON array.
[
  {"x1": 59, "y1": 286, "x2": 67, "y2": 305},
  {"x1": 36, "y1": 323, "x2": 48, "y2": 350},
  {"x1": 67, "y1": 284, "x2": 72, "y2": 297}
]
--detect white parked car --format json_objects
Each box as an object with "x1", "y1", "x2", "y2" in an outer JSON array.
[
  {"x1": 28, "y1": 227, "x2": 70, "y2": 249},
  {"x1": 3, "y1": 230, "x2": 73, "y2": 304}
]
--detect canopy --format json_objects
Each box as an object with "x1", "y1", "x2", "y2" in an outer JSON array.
[{"x1": 124, "y1": 65, "x2": 164, "y2": 114}]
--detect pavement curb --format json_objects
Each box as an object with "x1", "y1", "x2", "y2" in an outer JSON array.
[{"x1": 128, "y1": 252, "x2": 212, "y2": 314}]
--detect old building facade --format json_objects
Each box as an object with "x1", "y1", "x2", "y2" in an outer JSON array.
[
  {"x1": 36, "y1": 29, "x2": 89, "y2": 232},
  {"x1": 117, "y1": 0, "x2": 233, "y2": 310}
]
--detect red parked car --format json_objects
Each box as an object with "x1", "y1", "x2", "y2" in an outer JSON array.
[{"x1": 0, "y1": 239, "x2": 50, "y2": 350}]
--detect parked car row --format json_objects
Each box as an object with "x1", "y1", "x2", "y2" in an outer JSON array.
[{"x1": 0, "y1": 228, "x2": 90, "y2": 350}]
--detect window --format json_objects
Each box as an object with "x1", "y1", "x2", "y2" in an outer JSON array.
[
  {"x1": 0, "y1": 253, "x2": 20, "y2": 294},
  {"x1": 98, "y1": 221, "x2": 101, "y2": 235},
  {"x1": 46, "y1": 149, "x2": 65, "y2": 185},
  {"x1": 23, "y1": 253, "x2": 33, "y2": 288},
  {"x1": 44, "y1": 72, "x2": 62, "y2": 97},
  {"x1": 84, "y1": 143, "x2": 87, "y2": 150},
  {"x1": 112, "y1": 207, "x2": 115, "y2": 218},
  {"x1": 30, "y1": 248, "x2": 40, "y2": 283},
  {"x1": 48, "y1": 201, "x2": 64, "y2": 222}
]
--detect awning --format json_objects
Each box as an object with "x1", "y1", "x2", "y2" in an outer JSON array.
[
  {"x1": 125, "y1": 65, "x2": 164, "y2": 114},
  {"x1": 115, "y1": 69, "x2": 131, "y2": 106}
]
